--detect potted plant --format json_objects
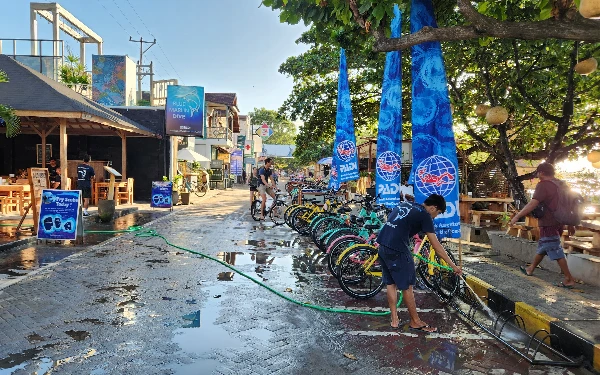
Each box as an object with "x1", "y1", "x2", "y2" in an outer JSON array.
[
  {"x1": 163, "y1": 175, "x2": 183, "y2": 205},
  {"x1": 497, "y1": 212, "x2": 512, "y2": 230},
  {"x1": 347, "y1": 180, "x2": 357, "y2": 193}
]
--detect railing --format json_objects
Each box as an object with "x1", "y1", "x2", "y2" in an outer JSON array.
[
  {"x1": 205, "y1": 126, "x2": 233, "y2": 143},
  {"x1": 0, "y1": 38, "x2": 64, "y2": 81}
]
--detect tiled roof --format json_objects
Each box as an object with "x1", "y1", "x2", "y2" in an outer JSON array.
[{"x1": 205, "y1": 93, "x2": 237, "y2": 107}]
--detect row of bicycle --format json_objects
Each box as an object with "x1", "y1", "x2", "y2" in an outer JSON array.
[{"x1": 278, "y1": 189, "x2": 460, "y2": 301}]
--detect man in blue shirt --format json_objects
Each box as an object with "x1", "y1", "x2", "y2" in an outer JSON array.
[
  {"x1": 376, "y1": 194, "x2": 461, "y2": 333},
  {"x1": 257, "y1": 158, "x2": 277, "y2": 220},
  {"x1": 77, "y1": 155, "x2": 95, "y2": 216}
]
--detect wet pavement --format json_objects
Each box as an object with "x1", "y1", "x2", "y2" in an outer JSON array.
[{"x1": 0, "y1": 186, "x2": 594, "y2": 374}]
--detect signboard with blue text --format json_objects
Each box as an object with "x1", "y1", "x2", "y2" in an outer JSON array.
[
  {"x1": 151, "y1": 181, "x2": 173, "y2": 209},
  {"x1": 37, "y1": 190, "x2": 81, "y2": 240},
  {"x1": 333, "y1": 49, "x2": 360, "y2": 183},
  {"x1": 409, "y1": 0, "x2": 461, "y2": 239},
  {"x1": 230, "y1": 149, "x2": 243, "y2": 176},
  {"x1": 166, "y1": 85, "x2": 205, "y2": 137},
  {"x1": 375, "y1": 5, "x2": 403, "y2": 208}
]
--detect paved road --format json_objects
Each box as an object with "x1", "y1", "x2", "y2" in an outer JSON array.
[{"x1": 0, "y1": 186, "x2": 592, "y2": 374}]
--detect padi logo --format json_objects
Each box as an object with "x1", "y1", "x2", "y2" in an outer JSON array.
[
  {"x1": 340, "y1": 162, "x2": 357, "y2": 173},
  {"x1": 376, "y1": 151, "x2": 402, "y2": 182},
  {"x1": 330, "y1": 166, "x2": 338, "y2": 179},
  {"x1": 378, "y1": 183, "x2": 401, "y2": 195},
  {"x1": 336, "y1": 140, "x2": 356, "y2": 162},
  {"x1": 415, "y1": 155, "x2": 457, "y2": 198}
]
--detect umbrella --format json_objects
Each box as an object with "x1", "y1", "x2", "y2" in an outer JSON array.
[
  {"x1": 317, "y1": 157, "x2": 333, "y2": 165},
  {"x1": 177, "y1": 148, "x2": 210, "y2": 162}
]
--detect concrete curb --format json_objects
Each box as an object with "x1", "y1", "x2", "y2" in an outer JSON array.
[{"x1": 464, "y1": 274, "x2": 600, "y2": 371}]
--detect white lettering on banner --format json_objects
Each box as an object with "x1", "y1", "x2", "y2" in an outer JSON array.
[
  {"x1": 340, "y1": 163, "x2": 357, "y2": 173},
  {"x1": 437, "y1": 201, "x2": 458, "y2": 219},
  {"x1": 172, "y1": 114, "x2": 186, "y2": 119},
  {"x1": 378, "y1": 183, "x2": 401, "y2": 195}
]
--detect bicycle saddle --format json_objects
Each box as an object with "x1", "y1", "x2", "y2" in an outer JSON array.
[
  {"x1": 338, "y1": 207, "x2": 352, "y2": 213},
  {"x1": 364, "y1": 224, "x2": 380, "y2": 230}
]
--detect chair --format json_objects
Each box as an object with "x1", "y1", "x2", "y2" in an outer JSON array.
[{"x1": 116, "y1": 178, "x2": 134, "y2": 205}]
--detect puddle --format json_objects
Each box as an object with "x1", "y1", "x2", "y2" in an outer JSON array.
[
  {"x1": 65, "y1": 330, "x2": 90, "y2": 341},
  {"x1": 171, "y1": 286, "x2": 241, "y2": 374},
  {"x1": 234, "y1": 238, "x2": 302, "y2": 248}
]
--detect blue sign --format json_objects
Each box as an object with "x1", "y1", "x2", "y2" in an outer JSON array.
[
  {"x1": 37, "y1": 190, "x2": 81, "y2": 240},
  {"x1": 230, "y1": 149, "x2": 243, "y2": 176},
  {"x1": 166, "y1": 85, "x2": 205, "y2": 137},
  {"x1": 151, "y1": 181, "x2": 173, "y2": 208},
  {"x1": 409, "y1": 0, "x2": 461, "y2": 239},
  {"x1": 376, "y1": 5, "x2": 403, "y2": 208},
  {"x1": 328, "y1": 151, "x2": 340, "y2": 190},
  {"x1": 333, "y1": 49, "x2": 360, "y2": 183}
]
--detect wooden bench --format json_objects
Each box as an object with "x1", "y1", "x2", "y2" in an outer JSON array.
[
  {"x1": 563, "y1": 240, "x2": 600, "y2": 256},
  {"x1": 506, "y1": 224, "x2": 537, "y2": 241},
  {"x1": 470, "y1": 210, "x2": 507, "y2": 227}
]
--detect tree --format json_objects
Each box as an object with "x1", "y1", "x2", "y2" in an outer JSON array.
[
  {"x1": 249, "y1": 107, "x2": 297, "y2": 145},
  {"x1": 59, "y1": 53, "x2": 91, "y2": 94},
  {"x1": 262, "y1": 0, "x2": 600, "y2": 52},
  {"x1": 0, "y1": 69, "x2": 20, "y2": 138}
]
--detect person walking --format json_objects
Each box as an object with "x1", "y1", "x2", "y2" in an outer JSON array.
[
  {"x1": 257, "y1": 158, "x2": 277, "y2": 221},
  {"x1": 509, "y1": 162, "x2": 576, "y2": 288},
  {"x1": 77, "y1": 155, "x2": 95, "y2": 216},
  {"x1": 376, "y1": 194, "x2": 462, "y2": 332}
]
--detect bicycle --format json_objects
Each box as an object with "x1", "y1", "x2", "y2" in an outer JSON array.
[
  {"x1": 183, "y1": 176, "x2": 209, "y2": 197},
  {"x1": 251, "y1": 191, "x2": 288, "y2": 225}
]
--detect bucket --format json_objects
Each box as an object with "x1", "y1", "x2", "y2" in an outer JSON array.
[{"x1": 97, "y1": 199, "x2": 116, "y2": 223}]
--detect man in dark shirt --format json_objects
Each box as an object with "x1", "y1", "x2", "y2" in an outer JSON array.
[
  {"x1": 376, "y1": 194, "x2": 461, "y2": 333},
  {"x1": 50, "y1": 167, "x2": 62, "y2": 189},
  {"x1": 77, "y1": 155, "x2": 95, "y2": 216},
  {"x1": 47, "y1": 158, "x2": 58, "y2": 178},
  {"x1": 509, "y1": 163, "x2": 575, "y2": 288},
  {"x1": 257, "y1": 158, "x2": 276, "y2": 220}
]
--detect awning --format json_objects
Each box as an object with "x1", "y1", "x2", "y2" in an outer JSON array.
[
  {"x1": 177, "y1": 148, "x2": 210, "y2": 162},
  {"x1": 317, "y1": 157, "x2": 332, "y2": 165}
]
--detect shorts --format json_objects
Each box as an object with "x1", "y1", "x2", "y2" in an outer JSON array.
[
  {"x1": 536, "y1": 236, "x2": 566, "y2": 260},
  {"x1": 249, "y1": 185, "x2": 258, "y2": 192},
  {"x1": 257, "y1": 184, "x2": 274, "y2": 196},
  {"x1": 79, "y1": 186, "x2": 92, "y2": 199},
  {"x1": 378, "y1": 244, "x2": 416, "y2": 290}
]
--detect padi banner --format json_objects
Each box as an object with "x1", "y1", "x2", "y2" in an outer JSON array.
[
  {"x1": 332, "y1": 49, "x2": 360, "y2": 182},
  {"x1": 375, "y1": 5, "x2": 403, "y2": 208},
  {"x1": 37, "y1": 190, "x2": 81, "y2": 240},
  {"x1": 409, "y1": 0, "x2": 460, "y2": 239},
  {"x1": 328, "y1": 152, "x2": 340, "y2": 190}
]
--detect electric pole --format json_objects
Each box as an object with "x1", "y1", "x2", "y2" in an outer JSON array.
[{"x1": 129, "y1": 36, "x2": 156, "y2": 104}]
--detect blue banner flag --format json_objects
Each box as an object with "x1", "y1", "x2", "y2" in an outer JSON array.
[
  {"x1": 409, "y1": 0, "x2": 461, "y2": 239},
  {"x1": 333, "y1": 49, "x2": 360, "y2": 183},
  {"x1": 375, "y1": 5, "x2": 403, "y2": 208},
  {"x1": 328, "y1": 152, "x2": 340, "y2": 190}
]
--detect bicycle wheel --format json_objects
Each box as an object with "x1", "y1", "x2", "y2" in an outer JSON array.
[
  {"x1": 311, "y1": 217, "x2": 342, "y2": 246},
  {"x1": 327, "y1": 235, "x2": 367, "y2": 277},
  {"x1": 337, "y1": 245, "x2": 383, "y2": 299},
  {"x1": 270, "y1": 202, "x2": 287, "y2": 226},
  {"x1": 290, "y1": 207, "x2": 311, "y2": 233},
  {"x1": 194, "y1": 182, "x2": 208, "y2": 197},
  {"x1": 284, "y1": 205, "x2": 301, "y2": 227},
  {"x1": 251, "y1": 200, "x2": 263, "y2": 221},
  {"x1": 416, "y1": 245, "x2": 459, "y2": 303}
]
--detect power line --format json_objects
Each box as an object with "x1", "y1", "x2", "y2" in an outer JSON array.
[
  {"x1": 110, "y1": 0, "x2": 142, "y2": 37},
  {"x1": 123, "y1": 0, "x2": 184, "y2": 84}
]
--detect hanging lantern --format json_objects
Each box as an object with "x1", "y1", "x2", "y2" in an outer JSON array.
[
  {"x1": 486, "y1": 106, "x2": 509, "y2": 125},
  {"x1": 593, "y1": 161, "x2": 600, "y2": 169},
  {"x1": 574, "y1": 58, "x2": 598, "y2": 75},
  {"x1": 475, "y1": 104, "x2": 490, "y2": 117},
  {"x1": 588, "y1": 150, "x2": 600, "y2": 163},
  {"x1": 579, "y1": 0, "x2": 600, "y2": 18}
]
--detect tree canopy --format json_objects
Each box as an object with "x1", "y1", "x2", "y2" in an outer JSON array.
[
  {"x1": 268, "y1": 0, "x2": 600, "y2": 202},
  {"x1": 0, "y1": 69, "x2": 20, "y2": 138},
  {"x1": 249, "y1": 107, "x2": 297, "y2": 145}
]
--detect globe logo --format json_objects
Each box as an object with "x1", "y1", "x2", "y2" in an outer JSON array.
[
  {"x1": 376, "y1": 151, "x2": 402, "y2": 182},
  {"x1": 415, "y1": 155, "x2": 457, "y2": 197},
  {"x1": 330, "y1": 166, "x2": 338, "y2": 178},
  {"x1": 336, "y1": 140, "x2": 356, "y2": 162}
]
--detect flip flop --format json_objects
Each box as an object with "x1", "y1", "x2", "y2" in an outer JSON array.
[
  {"x1": 556, "y1": 282, "x2": 575, "y2": 289},
  {"x1": 390, "y1": 323, "x2": 402, "y2": 330},
  {"x1": 409, "y1": 325, "x2": 437, "y2": 334},
  {"x1": 520, "y1": 266, "x2": 532, "y2": 276}
]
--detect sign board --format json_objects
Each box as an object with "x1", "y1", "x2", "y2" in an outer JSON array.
[
  {"x1": 210, "y1": 168, "x2": 223, "y2": 182},
  {"x1": 103, "y1": 166, "x2": 122, "y2": 177},
  {"x1": 230, "y1": 149, "x2": 243, "y2": 176},
  {"x1": 255, "y1": 122, "x2": 273, "y2": 139},
  {"x1": 244, "y1": 140, "x2": 253, "y2": 155},
  {"x1": 28, "y1": 167, "x2": 50, "y2": 234},
  {"x1": 151, "y1": 181, "x2": 173, "y2": 209},
  {"x1": 165, "y1": 85, "x2": 205, "y2": 137},
  {"x1": 36, "y1": 144, "x2": 52, "y2": 165},
  {"x1": 244, "y1": 157, "x2": 255, "y2": 165},
  {"x1": 210, "y1": 160, "x2": 223, "y2": 169},
  {"x1": 237, "y1": 135, "x2": 246, "y2": 148},
  {"x1": 37, "y1": 189, "x2": 81, "y2": 240}
]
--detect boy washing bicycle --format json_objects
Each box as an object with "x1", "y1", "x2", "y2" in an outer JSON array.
[{"x1": 376, "y1": 194, "x2": 462, "y2": 333}]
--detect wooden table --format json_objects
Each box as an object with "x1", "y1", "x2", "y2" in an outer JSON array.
[
  {"x1": 93, "y1": 182, "x2": 128, "y2": 206},
  {"x1": 0, "y1": 185, "x2": 30, "y2": 215},
  {"x1": 459, "y1": 197, "x2": 514, "y2": 226}
]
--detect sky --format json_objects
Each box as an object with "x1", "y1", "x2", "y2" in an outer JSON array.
[{"x1": 1, "y1": 0, "x2": 309, "y2": 114}]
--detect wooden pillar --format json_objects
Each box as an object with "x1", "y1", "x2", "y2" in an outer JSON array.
[
  {"x1": 120, "y1": 131, "x2": 127, "y2": 179},
  {"x1": 60, "y1": 118, "x2": 68, "y2": 192}
]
